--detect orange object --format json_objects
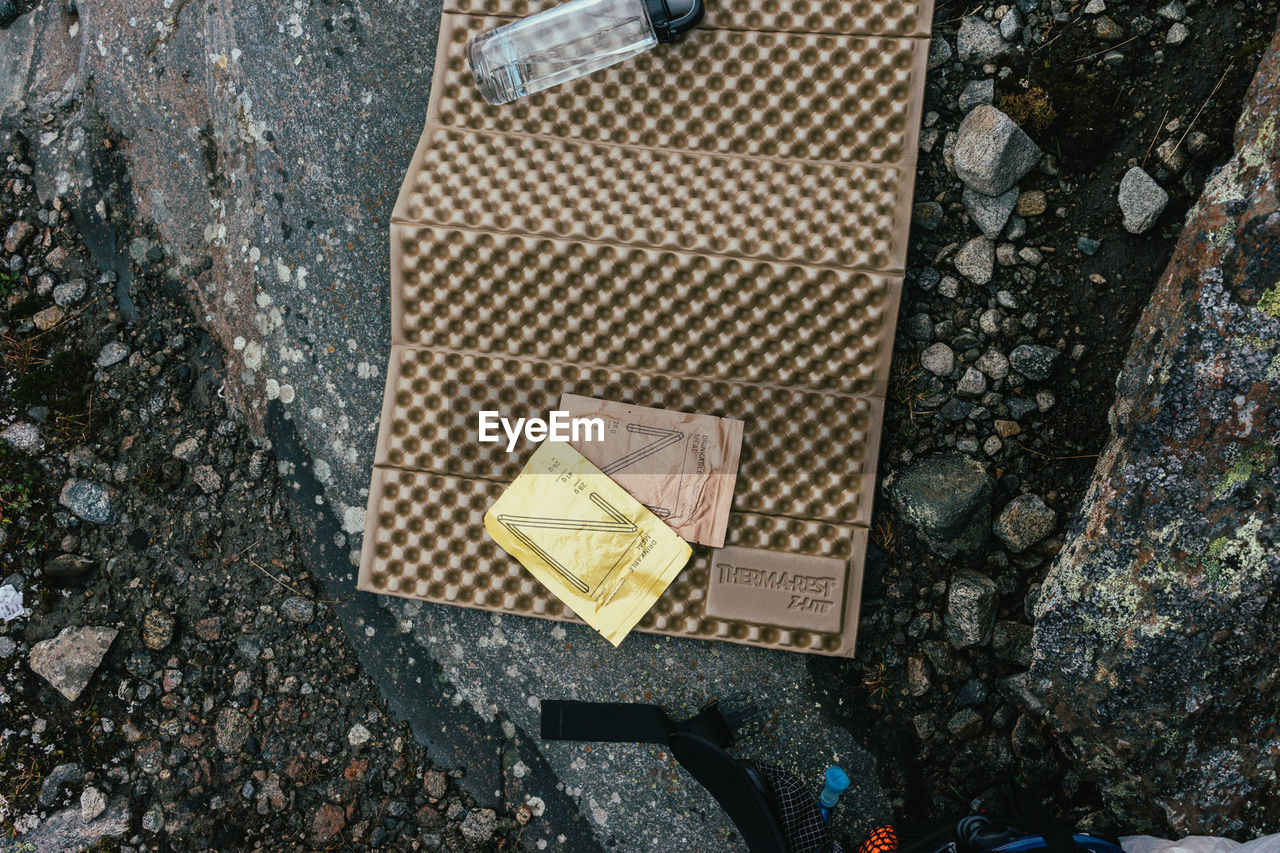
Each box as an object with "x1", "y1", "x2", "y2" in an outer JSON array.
[{"x1": 857, "y1": 824, "x2": 899, "y2": 853}]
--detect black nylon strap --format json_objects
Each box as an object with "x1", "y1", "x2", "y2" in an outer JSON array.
[{"x1": 540, "y1": 700, "x2": 674, "y2": 744}]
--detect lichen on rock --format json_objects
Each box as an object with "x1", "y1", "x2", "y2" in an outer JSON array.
[{"x1": 1029, "y1": 26, "x2": 1280, "y2": 835}]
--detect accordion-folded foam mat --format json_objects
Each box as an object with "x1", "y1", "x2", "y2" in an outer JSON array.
[{"x1": 358, "y1": 0, "x2": 935, "y2": 656}]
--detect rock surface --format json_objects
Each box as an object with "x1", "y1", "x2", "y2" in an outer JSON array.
[
  {"x1": 1030, "y1": 30, "x2": 1280, "y2": 834},
  {"x1": 884, "y1": 451, "x2": 993, "y2": 556},
  {"x1": 28, "y1": 625, "x2": 118, "y2": 701}
]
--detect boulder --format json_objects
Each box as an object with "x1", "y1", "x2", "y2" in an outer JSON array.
[
  {"x1": 1029, "y1": 30, "x2": 1280, "y2": 834},
  {"x1": 884, "y1": 451, "x2": 993, "y2": 557},
  {"x1": 954, "y1": 106, "x2": 1042, "y2": 196}
]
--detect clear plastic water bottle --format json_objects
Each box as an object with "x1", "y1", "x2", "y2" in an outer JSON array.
[{"x1": 467, "y1": 0, "x2": 704, "y2": 105}]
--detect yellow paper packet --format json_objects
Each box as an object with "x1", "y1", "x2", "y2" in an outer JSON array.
[{"x1": 483, "y1": 440, "x2": 692, "y2": 646}]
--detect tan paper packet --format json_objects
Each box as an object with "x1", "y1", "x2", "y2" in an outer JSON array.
[
  {"x1": 483, "y1": 440, "x2": 692, "y2": 646},
  {"x1": 559, "y1": 394, "x2": 743, "y2": 548}
]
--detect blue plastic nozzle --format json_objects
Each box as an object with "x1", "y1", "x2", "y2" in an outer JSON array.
[{"x1": 818, "y1": 765, "x2": 850, "y2": 820}]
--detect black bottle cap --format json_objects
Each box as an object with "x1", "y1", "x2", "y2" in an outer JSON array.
[{"x1": 645, "y1": 0, "x2": 704, "y2": 43}]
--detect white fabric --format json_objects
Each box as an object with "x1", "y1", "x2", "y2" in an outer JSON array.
[{"x1": 1122, "y1": 834, "x2": 1280, "y2": 853}]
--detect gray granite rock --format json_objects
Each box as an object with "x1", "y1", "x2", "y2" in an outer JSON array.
[
  {"x1": 954, "y1": 106, "x2": 1042, "y2": 196},
  {"x1": 957, "y1": 17, "x2": 1006, "y2": 64},
  {"x1": 963, "y1": 186, "x2": 1019, "y2": 239},
  {"x1": 1118, "y1": 166, "x2": 1169, "y2": 234},
  {"x1": 954, "y1": 236, "x2": 995, "y2": 285}
]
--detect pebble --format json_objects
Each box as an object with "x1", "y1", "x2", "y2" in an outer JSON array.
[
  {"x1": 1156, "y1": 139, "x2": 1187, "y2": 173},
  {"x1": 957, "y1": 16, "x2": 1006, "y2": 64},
  {"x1": 1083, "y1": 0, "x2": 1105, "y2": 12},
  {"x1": 29, "y1": 626, "x2": 119, "y2": 701},
  {"x1": 996, "y1": 243, "x2": 1018, "y2": 266},
  {"x1": 976, "y1": 349, "x2": 1010, "y2": 379},
  {"x1": 1036, "y1": 390, "x2": 1056, "y2": 411},
  {"x1": 927, "y1": 37, "x2": 953, "y2": 71},
  {"x1": 921, "y1": 342, "x2": 955, "y2": 376},
  {"x1": 884, "y1": 452, "x2": 993, "y2": 557},
  {"x1": 1004, "y1": 215, "x2": 1027, "y2": 240},
  {"x1": 53, "y1": 278, "x2": 87, "y2": 306},
  {"x1": 958, "y1": 79, "x2": 995, "y2": 114},
  {"x1": 979, "y1": 308, "x2": 1002, "y2": 336},
  {"x1": 993, "y1": 493, "x2": 1058, "y2": 552},
  {"x1": 907, "y1": 656, "x2": 932, "y2": 696},
  {"x1": 1166, "y1": 22, "x2": 1189, "y2": 44},
  {"x1": 143, "y1": 805, "x2": 165, "y2": 833},
  {"x1": 4, "y1": 221, "x2": 33, "y2": 253},
  {"x1": 954, "y1": 106, "x2": 1042, "y2": 196},
  {"x1": 1158, "y1": 0, "x2": 1186, "y2": 20},
  {"x1": 1077, "y1": 236, "x2": 1102, "y2": 255},
  {"x1": 1094, "y1": 16, "x2": 1124, "y2": 40},
  {"x1": 1015, "y1": 190, "x2": 1047, "y2": 217},
  {"x1": 348, "y1": 723, "x2": 372, "y2": 747},
  {"x1": 957, "y1": 367, "x2": 988, "y2": 396},
  {"x1": 44, "y1": 553, "x2": 96, "y2": 586},
  {"x1": 945, "y1": 569, "x2": 998, "y2": 648},
  {"x1": 81, "y1": 786, "x2": 108, "y2": 822},
  {"x1": 1010, "y1": 344, "x2": 1059, "y2": 381},
  {"x1": 34, "y1": 305, "x2": 65, "y2": 331},
  {"x1": 59, "y1": 479, "x2": 118, "y2": 524},
  {"x1": 998, "y1": 7, "x2": 1021, "y2": 40},
  {"x1": 938, "y1": 276, "x2": 960, "y2": 298},
  {"x1": 424, "y1": 769, "x2": 449, "y2": 800},
  {"x1": 460, "y1": 808, "x2": 498, "y2": 844},
  {"x1": 1008, "y1": 398, "x2": 1039, "y2": 419},
  {"x1": 955, "y1": 679, "x2": 990, "y2": 706},
  {"x1": 963, "y1": 186, "x2": 1019, "y2": 240},
  {"x1": 193, "y1": 465, "x2": 223, "y2": 494},
  {"x1": 282, "y1": 596, "x2": 315, "y2": 624},
  {"x1": 948, "y1": 708, "x2": 984, "y2": 739},
  {"x1": 1, "y1": 421, "x2": 43, "y2": 453},
  {"x1": 954, "y1": 236, "x2": 995, "y2": 285},
  {"x1": 912, "y1": 201, "x2": 944, "y2": 230},
  {"x1": 38, "y1": 763, "x2": 85, "y2": 808},
  {"x1": 96, "y1": 341, "x2": 129, "y2": 368},
  {"x1": 216, "y1": 708, "x2": 251, "y2": 754},
  {"x1": 1118, "y1": 166, "x2": 1169, "y2": 234},
  {"x1": 142, "y1": 609, "x2": 177, "y2": 650}
]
